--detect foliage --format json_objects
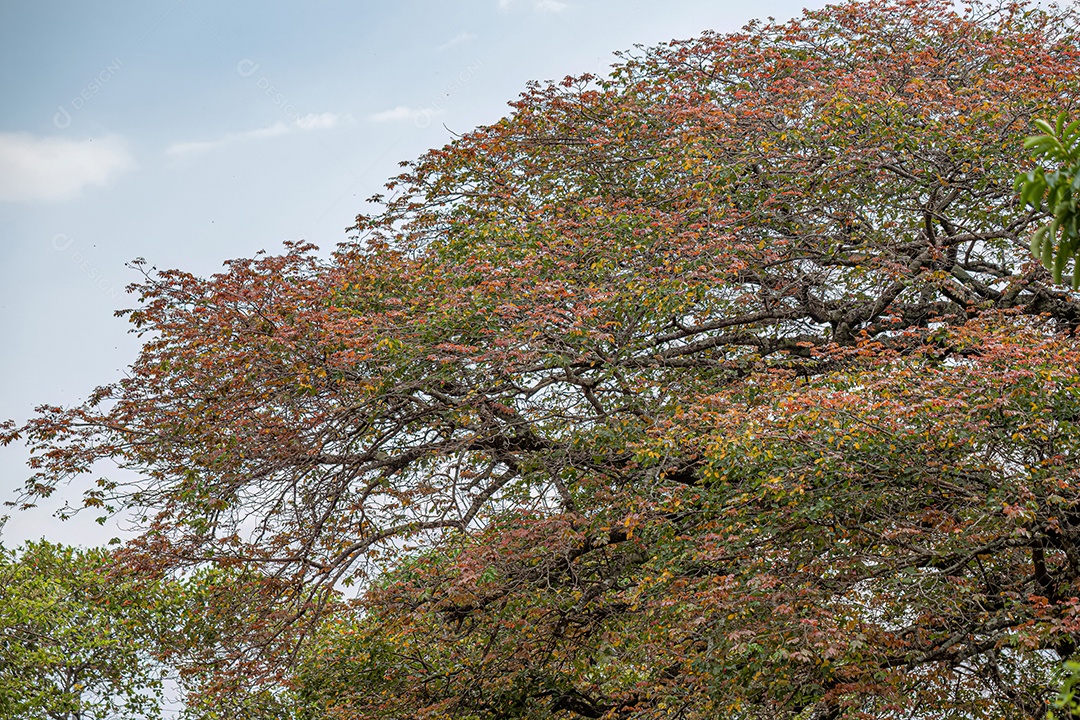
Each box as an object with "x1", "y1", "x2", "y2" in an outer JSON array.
[
  {"x1": 165, "y1": 565, "x2": 315, "y2": 720},
  {"x1": 1050, "y1": 660, "x2": 1080, "y2": 719},
  {"x1": 6, "y1": 0, "x2": 1080, "y2": 717},
  {"x1": 0, "y1": 541, "x2": 173, "y2": 720},
  {"x1": 287, "y1": 318, "x2": 1080, "y2": 719},
  {"x1": 1016, "y1": 112, "x2": 1080, "y2": 287}
]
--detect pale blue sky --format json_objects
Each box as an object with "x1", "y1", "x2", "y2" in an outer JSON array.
[{"x1": 0, "y1": 0, "x2": 827, "y2": 546}]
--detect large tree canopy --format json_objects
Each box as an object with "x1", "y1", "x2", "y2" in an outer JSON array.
[{"x1": 6, "y1": 0, "x2": 1080, "y2": 717}]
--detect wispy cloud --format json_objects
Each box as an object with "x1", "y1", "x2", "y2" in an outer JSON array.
[
  {"x1": 0, "y1": 133, "x2": 134, "y2": 203},
  {"x1": 368, "y1": 105, "x2": 446, "y2": 124},
  {"x1": 368, "y1": 106, "x2": 413, "y2": 123},
  {"x1": 295, "y1": 112, "x2": 343, "y2": 130},
  {"x1": 436, "y1": 32, "x2": 477, "y2": 52},
  {"x1": 166, "y1": 112, "x2": 349, "y2": 160}
]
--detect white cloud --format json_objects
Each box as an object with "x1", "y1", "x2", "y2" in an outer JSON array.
[
  {"x1": 436, "y1": 32, "x2": 477, "y2": 51},
  {"x1": 295, "y1": 112, "x2": 343, "y2": 130},
  {"x1": 368, "y1": 106, "x2": 414, "y2": 123},
  {"x1": 166, "y1": 113, "x2": 349, "y2": 161},
  {"x1": 367, "y1": 105, "x2": 447, "y2": 125},
  {"x1": 0, "y1": 133, "x2": 134, "y2": 203}
]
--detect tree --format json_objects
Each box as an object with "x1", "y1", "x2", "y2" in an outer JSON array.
[
  {"x1": 0, "y1": 541, "x2": 173, "y2": 720},
  {"x1": 5, "y1": 0, "x2": 1080, "y2": 717},
  {"x1": 0, "y1": 541, "x2": 294, "y2": 720},
  {"x1": 164, "y1": 564, "x2": 312, "y2": 720}
]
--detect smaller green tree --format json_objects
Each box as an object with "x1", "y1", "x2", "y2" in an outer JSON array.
[
  {"x1": 1016, "y1": 111, "x2": 1080, "y2": 287},
  {"x1": 0, "y1": 541, "x2": 175, "y2": 720}
]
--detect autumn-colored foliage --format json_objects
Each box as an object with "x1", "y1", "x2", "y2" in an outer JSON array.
[{"x1": 5, "y1": 0, "x2": 1080, "y2": 717}]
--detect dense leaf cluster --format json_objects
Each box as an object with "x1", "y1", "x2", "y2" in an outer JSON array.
[{"x1": 0, "y1": 542, "x2": 171, "y2": 720}]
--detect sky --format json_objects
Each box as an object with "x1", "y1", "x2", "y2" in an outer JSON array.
[{"x1": 0, "y1": 0, "x2": 830, "y2": 548}]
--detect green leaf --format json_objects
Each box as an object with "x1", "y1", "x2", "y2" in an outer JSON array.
[
  {"x1": 1031, "y1": 225, "x2": 1047, "y2": 257},
  {"x1": 1043, "y1": 225, "x2": 1056, "y2": 268},
  {"x1": 1033, "y1": 118, "x2": 1056, "y2": 136}
]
